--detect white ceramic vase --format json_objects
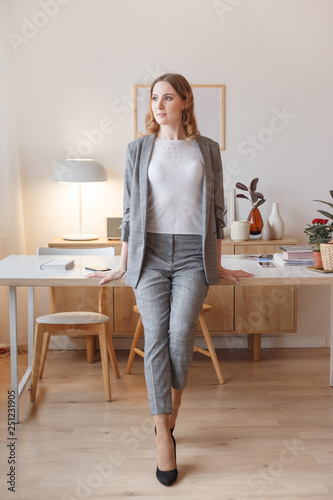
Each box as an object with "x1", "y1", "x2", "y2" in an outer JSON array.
[
  {"x1": 268, "y1": 202, "x2": 285, "y2": 239},
  {"x1": 261, "y1": 220, "x2": 273, "y2": 241}
]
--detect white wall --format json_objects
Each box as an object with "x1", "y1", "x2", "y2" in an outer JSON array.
[{"x1": 5, "y1": 0, "x2": 333, "y2": 346}]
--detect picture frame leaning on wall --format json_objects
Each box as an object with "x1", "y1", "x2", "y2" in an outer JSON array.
[{"x1": 223, "y1": 188, "x2": 235, "y2": 237}]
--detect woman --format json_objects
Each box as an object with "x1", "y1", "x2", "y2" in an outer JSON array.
[{"x1": 88, "y1": 73, "x2": 253, "y2": 486}]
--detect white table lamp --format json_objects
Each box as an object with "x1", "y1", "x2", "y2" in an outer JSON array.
[{"x1": 53, "y1": 158, "x2": 108, "y2": 241}]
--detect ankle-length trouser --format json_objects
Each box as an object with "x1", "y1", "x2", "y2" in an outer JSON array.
[{"x1": 133, "y1": 232, "x2": 209, "y2": 415}]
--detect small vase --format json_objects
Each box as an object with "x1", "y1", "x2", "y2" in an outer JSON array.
[
  {"x1": 313, "y1": 251, "x2": 322, "y2": 267},
  {"x1": 268, "y1": 202, "x2": 285, "y2": 239},
  {"x1": 261, "y1": 220, "x2": 272, "y2": 241},
  {"x1": 247, "y1": 208, "x2": 263, "y2": 236},
  {"x1": 231, "y1": 220, "x2": 250, "y2": 241}
]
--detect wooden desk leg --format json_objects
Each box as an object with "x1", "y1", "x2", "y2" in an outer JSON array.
[
  {"x1": 86, "y1": 336, "x2": 96, "y2": 363},
  {"x1": 247, "y1": 334, "x2": 253, "y2": 351},
  {"x1": 252, "y1": 334, "x2": 261, "y2": 362}
]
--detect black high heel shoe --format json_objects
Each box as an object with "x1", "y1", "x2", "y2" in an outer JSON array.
[{"x1": 156, "y1": 434, "x2": 177, "y2": 487}]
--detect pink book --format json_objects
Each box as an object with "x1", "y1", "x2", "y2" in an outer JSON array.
[
  {"x1": 280, "y1": 245, "x2": 314, "y2": 259},
  {"x1": 282, "y1": 251, "x2": 313, "y2": 259}
]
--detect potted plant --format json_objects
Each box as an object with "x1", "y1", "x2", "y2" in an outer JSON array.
[
  {"x1": 304, "y1": 218, "x2": 333, "y2": 266},
  {"x1": 313, "y1": 190, "x2": 333, "y2": 268},
  {"x1": 235, "y1": 178, "x2": 266, "y2": 236}
]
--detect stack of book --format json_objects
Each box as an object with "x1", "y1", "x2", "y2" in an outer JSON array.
[{"x1": 274, "y1": 245, "x2": 315, "y2": 266}]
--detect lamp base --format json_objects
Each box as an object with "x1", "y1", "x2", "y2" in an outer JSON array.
[{"x1": 62, "y1": 233, "x2": 99, "y2": 241}]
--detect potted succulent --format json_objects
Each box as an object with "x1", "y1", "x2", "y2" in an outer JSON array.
[
  {"x1": 304, "y1": 218, "x2": 333, "y2": 266},
  {"x1": 235, "y1": 178, "x2": 266, "y2": 236}
]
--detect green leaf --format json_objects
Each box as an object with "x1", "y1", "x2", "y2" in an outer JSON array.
[
  {"x1": 313, "y1": 200, "x2": 333, "y2": 210},
  {"x1": 254, "y1": 198, "x2": 266, "y2": 209},
  {"x1": 316, "y1": 209, "x2": 333, "y2": 220}
]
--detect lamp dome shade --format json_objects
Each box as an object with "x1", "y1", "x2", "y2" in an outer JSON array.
[{"x1": 53, "y1": 159, "x2": 108, "y2": 183}]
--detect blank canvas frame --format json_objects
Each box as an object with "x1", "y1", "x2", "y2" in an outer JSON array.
[
  {"x1": 134, "y1": 84, "x2": 225, "y2": 150},
  {"x1": 223, "y1": 188, "x2": 235, "y2": 237}
]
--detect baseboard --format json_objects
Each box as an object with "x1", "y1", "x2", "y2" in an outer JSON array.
[{"x1": 42, "y1": 333, "x2": 330, "y2": 351}]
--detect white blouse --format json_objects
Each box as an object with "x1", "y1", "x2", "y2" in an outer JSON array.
[{"x1": 146, "y1": 138, "x2": 203, "y2": 235}]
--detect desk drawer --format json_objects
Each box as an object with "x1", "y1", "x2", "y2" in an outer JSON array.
[{"x1": 235, "y1": 285, "x2": 296, "y2": 333}]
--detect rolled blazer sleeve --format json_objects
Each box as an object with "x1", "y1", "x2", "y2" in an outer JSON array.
[
  {"x1": 213, "y1": 143, "x2": 225, "y2": 239},
  {"x1": 121, "y1": 144, "x2": 134, "y2": 242}
]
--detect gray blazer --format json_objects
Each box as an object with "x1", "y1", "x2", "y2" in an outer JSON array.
[{"x1": 121, "y1": 134, "x2": 225, "y2": 288}]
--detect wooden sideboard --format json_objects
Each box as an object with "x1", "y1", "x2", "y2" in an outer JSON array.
[{"x1": 48, "y1": 235, "x2": 298, "y2": 361}]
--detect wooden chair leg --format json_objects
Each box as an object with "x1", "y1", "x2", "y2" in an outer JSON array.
[
  {"x1": 126, "y1": 315, "x2": 143, "y2": 374},
  {"x1": 30, "y1": 323, "x2": 45, "y2": 402},
  {"x1": 198, "y1": 315, "x2": 225, "y2": 385},
  {"x1": 105, "y1": 322, "x2": 120, "y2": 379},
  {"x1": 99, "y1": 326, "x2": 111, "y2": 401},
  {"x1": 86, "y1": 335, "x2": 96, "y2": 363},
  {"x1": 39, "y1": 332, "x2": 51, "y2": 379}
]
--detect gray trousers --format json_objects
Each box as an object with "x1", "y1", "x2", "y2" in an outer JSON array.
[{"x1": 133, "y1": 232, "x2": 209, "y2": 415}]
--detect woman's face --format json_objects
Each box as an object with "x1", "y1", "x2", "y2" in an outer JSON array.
[{"x1": 151, "y1": 81, "x2": 185, "y2": 129}]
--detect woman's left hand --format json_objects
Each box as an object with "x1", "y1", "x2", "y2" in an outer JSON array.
[
  {"x1": 85, "y1": 268, "x2": 125, "y2": 285},
  {"x1": 219, "y1": 266, "x2": 254, "y2": 285}
]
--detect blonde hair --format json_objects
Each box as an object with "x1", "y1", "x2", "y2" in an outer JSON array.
[{"x1": 144, "y1": 73, "x2": 199, "y2": 141}]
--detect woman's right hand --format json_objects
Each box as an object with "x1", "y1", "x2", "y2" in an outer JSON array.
[{"x1": 85, "y1": 268, "x2": 126, "y2": 285}]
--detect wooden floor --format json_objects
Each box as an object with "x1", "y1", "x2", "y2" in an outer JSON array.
[{"x1": 1, "y1": 347, "x2": 333, "y2": 500}]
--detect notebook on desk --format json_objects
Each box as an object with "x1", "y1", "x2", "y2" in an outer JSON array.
[{"x1": 40, "y1": 258, "x2": 75, "y2": 270}]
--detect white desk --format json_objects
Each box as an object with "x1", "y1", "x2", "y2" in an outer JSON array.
[{"x1": 0, "y1": 254, "x2": 332, "y2": 423}]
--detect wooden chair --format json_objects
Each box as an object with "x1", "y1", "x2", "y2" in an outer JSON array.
[
  {"x1": 30, "y1": 247, "x2": 120, "y2": 403},
  {"x1": 126, "y1": 304, "x2": 224, "y2": 384}
]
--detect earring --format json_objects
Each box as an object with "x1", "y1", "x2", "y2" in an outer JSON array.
[{"x1": 182, "y1": 109, "x2": 186, "y2": 124}]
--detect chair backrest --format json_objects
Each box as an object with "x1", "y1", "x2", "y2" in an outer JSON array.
[
  {"x1": 37, "y1": 246, "x2": 115, "y2": 256},
  {"x1": 37, "y1": 246, "x2": 114, "y2": 314}
]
